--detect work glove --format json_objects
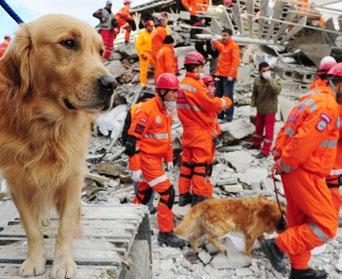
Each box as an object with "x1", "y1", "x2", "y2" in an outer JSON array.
[
  {"x1": 131, "y1": 170, "x2": 143, "y2": 182},
  {"x1": 227, "y1": 76, "x2": 234, "y2": 82},
  {"x1": 166, "y1": 162, "x2": 174, "y2": 172},
  {"x1": 272, "y1": 159, "x2": 282, "y2": 175}
]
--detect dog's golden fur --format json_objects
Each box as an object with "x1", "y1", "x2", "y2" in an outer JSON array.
[
  {"x1": 175, "y1": 197, "x2": 285, "y2": 255},
  {"x1": 0, "y1": 14, "x2": 114, "y2": 278}
]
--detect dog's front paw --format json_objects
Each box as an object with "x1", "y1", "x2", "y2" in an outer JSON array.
[
  {"x1": 19, "y1": 256, "x2": 46, "y2": 277},
  {"x1": 51, "y1": 255, "x2": 77, "y2": 279}
]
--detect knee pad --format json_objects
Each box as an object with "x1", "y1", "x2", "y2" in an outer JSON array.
[
  {"x1": 159, "y1": 186, "x2": 175, "y2": 209},
  {"x1": 137, "y1": 188, "x2": 153, "y2": 205}
]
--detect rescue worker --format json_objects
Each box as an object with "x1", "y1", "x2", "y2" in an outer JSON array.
[
  {"x1": 0, "y1": 35, "x2": 10, "y2": 58},
  {"x1": 151, "y1": 14, "x2": 170, "y2": 62},
  {"x1": 181, "y1": 0, "x2": 209, "y2": 59},
  {"x1": 261, "y1": 63, "x2": 342, "y2": 279},
  {"x1": 114, "y1": 0, "x2": 134, "y2": 44},
  {"x1": 154, "y1": 35, "x2": 177, "y2": 82},
  {"x1": 135, "y1": 20, "x2": 155, "y2": 88},
  {"x1": 249, "y1": 61, "x2": 281, "y2": 158},
  {"x1": 126, "y1": 73, "x2": 186, "y2": 248},
  {"x1": 310, "y1": 56, "x2": 337, "y2": 90},
  {"x1": 213, "y1": 28, "x2": 240, "y2": 122},
  {"x1": 177, "y1": 51, "x2": 231, "y2": 207},
  {"x1": 93, "y1": 1, "x2": 116, "y2": 60}
]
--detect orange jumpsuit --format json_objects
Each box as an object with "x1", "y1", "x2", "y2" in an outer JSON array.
[
  {"x1": 128, "y1": 97, "x2": 174, "y2": 232},
  {"x1": 272, "y1": 86, "x2": 340, "y2": 270},
  {"x1": 213, "y1": 38, "x2": 240, "y2": 79},
  {"x1": 135, "y1": 29, "x2": 153, "y2": 87},
  {"x1": 181, "y1": 0, "x2": 209, "y2": 15},
  {"x1": 0, "y1": 39, "x2": 10, "y2": 58},
  {"x1": 154, "y1": 44, "x2": 177, "y2": 82},
  {"x1": 114, "y1": 5, "x2": 133, "y2": 42},
  {"x1": 309, "y1": 78, "x2": 327, "y2": 90},
  {"x1": 151, "y1": 26, "x2": 168, "y2": 62},
  {"x1": 177, "y1": 72, "x2": 231, "y2": 197}
]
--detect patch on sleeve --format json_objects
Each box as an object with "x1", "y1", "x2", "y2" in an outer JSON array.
[
  {"x1": 320, "y1": 113, "x2": 331, "y2": 123},
  {"x1": 316, "y1": 120, "x2": 327, "y2": 131},
  {"x1": 134, "y1": 124, "x2": 145, "y2": 134},
  {"x1": 139, "y1": 117, "x2": 147, "y2": 123}
]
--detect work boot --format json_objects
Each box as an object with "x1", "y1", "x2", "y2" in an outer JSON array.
[
  {"x1": 244, "y1": 143, "x2": 260, "y2": 150},
  {"x1": 158, "y1": 232, "x2": 187, "y2": 248},
  {"x1": 178, "y1": 193, "x2": 192, "y2": 207},
  {"x1": 255, "y1": 153, "x2": 269, "y2": 159},
  {"x1": 260, "y1": 238, "x2": 286, "y2": 273},
  {"x1": 191, "y1": 194, "x2": 207, "y2": 207},
  {"x1": 289, "y1": 268, "x2": 328, "y2": 279}
]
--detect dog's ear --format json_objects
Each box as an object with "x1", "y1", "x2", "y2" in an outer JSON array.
[{"x1": 6, "y1": 24, "x2": 32, "y2": 100}]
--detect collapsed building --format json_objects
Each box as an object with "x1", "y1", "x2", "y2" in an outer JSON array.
[{"x1": 0, "y1": 1, "x2": 342, "y2": 278}]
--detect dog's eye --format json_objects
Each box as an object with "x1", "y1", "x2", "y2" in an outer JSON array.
[{"x1": 60, "y1": 39, "x2": 77, "y2": 50}]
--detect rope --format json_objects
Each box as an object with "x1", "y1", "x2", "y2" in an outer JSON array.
[
  {"x1": 272, "y1": 169, "x2": 287, "y2": 230},
  {"x1": 0, "y1": 0, "x2": 24, "y2": 24}
]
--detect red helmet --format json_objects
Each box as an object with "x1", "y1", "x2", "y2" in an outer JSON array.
[
  {"x1": 328, "y1": 63, "x2": 342, "y2": 79},
  {"x1": 184, "y1": 51, "x2": 205, "y2": 65},
  {"x1": 317, "y1": 61, "x2": 337, "y2": 75},
  {"x1": 224, "y1": 0, "x2": 233, "y2": 6},
  {"x1": 144, "y1": 20, "x2": 154, "y2": 27},
  {"x1": 123, "y1": 0, "x2": 131, "y2": 4},
  {"x1": 155, "y1": 73, "x2": 179, "y2": 90},
  {"x1": 4, "y1": 35, "x2": 10, "y2": 40},
  {"x1": 202, "y1": 75, "x2": 216, "y2": 86}
]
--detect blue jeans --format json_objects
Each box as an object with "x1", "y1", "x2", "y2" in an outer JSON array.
[{"x1": 215, "y1": 77, "x2": 235, "y2": 121}]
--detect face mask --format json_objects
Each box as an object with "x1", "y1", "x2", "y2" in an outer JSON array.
[{"x1": 261, "y1": 70, "x2": 272, "y2": 80}]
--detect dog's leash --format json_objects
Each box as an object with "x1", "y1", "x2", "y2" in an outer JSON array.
[
  {"x1": 271, "y1": 169, "x2": 287, "y2": 231},
  {"x1": 0, "y1": 0, "x2": 24, "y2": 24}
]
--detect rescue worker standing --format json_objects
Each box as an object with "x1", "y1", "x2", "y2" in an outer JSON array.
[
  {"x1": 249, "y1": 62, "x2": 281, "y2": 158},
  {"x1": 93, "y1": 1, "x2": 116, "y2": 60},
  {"x1": 177, "y1": 51, "x2": 231, "y2": 207},
  {"x1": 135, "y1": 20, "x2": 155, "y2": 88},
  {"x1": 154, "y1": 35, "x2": 177, "y2": 82},
  {"x1": 126, "y1": 73, "x2": 186, "y2": 248},
  {"x1": 0, "y1": 35, "x2": 10, "y2": 58},
  {"x1": 261, "y1": 63, "x2": 342, "y2": 279},
  {"x1": 310, "y1": 56, "x2": 337, "y2": 90},
  {"x1": 114, "y1": 0, "x2": 134, "y2": 44},
  {"x1": 213, "y1": 28, "x2": 240, "y2": 122},
  {"x1": 151, "y1": 14, "x2": 170, "y2": 62}
]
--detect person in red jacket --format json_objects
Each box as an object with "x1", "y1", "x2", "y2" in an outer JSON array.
[
  {"x1": 126, "y1": 73, "x2": 186, "y2": 248},
  {"x1": 212, "y1": 28, "x2": 240, "y2": 122},
  {"x1": 0, "y1": 35, "x2": 10, "y2": 58},
  {"x1": 261, "y1": 63, "x2": 342, "y2": 279},
  {"x1": 177, "y1": 51, "x2": 231, "y2": 207},
  {"x1": 114, "y1": 0, "x2": 134, "y2": 44},
  {"x1": 154, "y1": 35, "x2": 177, "y2": 82}
]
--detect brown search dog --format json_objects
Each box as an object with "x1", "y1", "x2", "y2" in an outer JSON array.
[
  {"x1": 175, "y1": 196, "x2": 286, "y2": 256},
  {"x1": 0, "y1": 14, "x2": 116, "y2": 278}
]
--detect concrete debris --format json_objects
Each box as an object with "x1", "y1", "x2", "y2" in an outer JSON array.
[
  {"x1": 220, "y1": 119, "x2": 255, "y2": 144},
  {"x1": 239, "y1": 168, "x2": 268, "y2": 190},
  {"x1": 106, "y1": 60, "x2": 127, "y2": 79},
  {"x1": 223, "y1": 151, "x2": 253, "y2": 171}
]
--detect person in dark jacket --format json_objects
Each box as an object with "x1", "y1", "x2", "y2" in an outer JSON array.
[{"x1": 249, "y1": 61, "x2": 281, "y2": 158}]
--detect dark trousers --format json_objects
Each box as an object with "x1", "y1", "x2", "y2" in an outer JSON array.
[{"x1": 215, "y1": 77, "x2": 235, "y2": 121}]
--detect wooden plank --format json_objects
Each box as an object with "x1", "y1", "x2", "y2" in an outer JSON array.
[
  {"x1": 232, "y1": 0, "x2": 244, "y2": 35},
  {"x1": 246, "y1": 0, "x2": 255, "y2": 36},
  {"x1": 0, "y1": 265, "x2": 119, "y2": 279},
  {"x1": 0, "y1": 240, "x2": 122, "y2": 266},
  {"x1": 258, "y1": 0, "x2": 269, "y2": 38}
]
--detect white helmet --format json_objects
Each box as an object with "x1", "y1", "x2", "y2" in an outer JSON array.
[{"x1": 320, "y1": 56, "x2": 336, "y2": 66}]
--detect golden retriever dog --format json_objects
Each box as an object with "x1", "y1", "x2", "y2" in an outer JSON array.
[
  {"x1": 174, "y1": 196, "x2": 286, "y2": 256},
  {"x1": 0, "y1": 14, "x2": 116, "y2": 278}
]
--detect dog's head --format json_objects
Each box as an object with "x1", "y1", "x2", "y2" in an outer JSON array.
[
  {"x1": 4, "y1": 14, "x2": 116, "y2": 113},
  {"x1": 257, "y1": 197, "x2": 287, "y2": 234}
]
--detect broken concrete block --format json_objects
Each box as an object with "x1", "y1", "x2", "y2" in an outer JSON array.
[
  {"x1": 239, "y1": 168, "x2": 268, "y2": 186},
  {"x1": 106, "y1": 60, "x2": 127, "y2": 79},
  {"x1": 336, "y1": 254, "x2": 342, "y2": 272},
  {"x1": 220, "y1": 119, "x2": 255, "y2": 144},
  {"x1": 198, "y1": 250, "x2": 212, "y2": 265},
  {"x1": 236, "y1": 267, "x2": 253, "y2": 277},
  {"x1": 223, "y1": 151, "x2": 253, "y2": 171},
  {"x1": 221, "y1": 184, "x2": 243, "y2": 194}
]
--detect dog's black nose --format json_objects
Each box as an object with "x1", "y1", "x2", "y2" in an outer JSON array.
[{"x1": 98, "y1": 75, "x2": 117, "y2": 93}]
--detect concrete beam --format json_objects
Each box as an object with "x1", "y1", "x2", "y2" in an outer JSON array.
[
  {"x1": 232, "y1": 0, "x2": 244, "y2": 35},
  {"x1": 246, "y1": 0, "x2": 255, "y2": 37},
  {"x1": 266, "y1": 0, "x2": 287, "y2": 40},
  {"x1": 258, "y1": 0, "x2": 269, "y2": 38}
]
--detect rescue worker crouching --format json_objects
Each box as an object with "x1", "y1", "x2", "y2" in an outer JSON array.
[
  {"x1": 261, "y1": 63, "x2": 342, "y2": 279},
  {"x1": 177, "y1": 51, "x2": 232, "y2": 207},
  {"x1": 125, "y1": 73, "x2": 187, "y2": 248}
]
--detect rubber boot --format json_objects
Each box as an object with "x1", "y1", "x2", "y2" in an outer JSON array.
[
  {"x1": 158, "y1": 232, "x2": 187, "y2": 248},
  {"x1": 191, "y1": 194, "x2": 207, "y2": 207},
  {"x1": 289, "y1": 268, "x2": 328, "y2": 279},
  {"x1": 178, "y1": 192, "x2": 192, "y2": 207},
  {"x1": 260, "y1": 238, "x2": 286, "y2": 273}
]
